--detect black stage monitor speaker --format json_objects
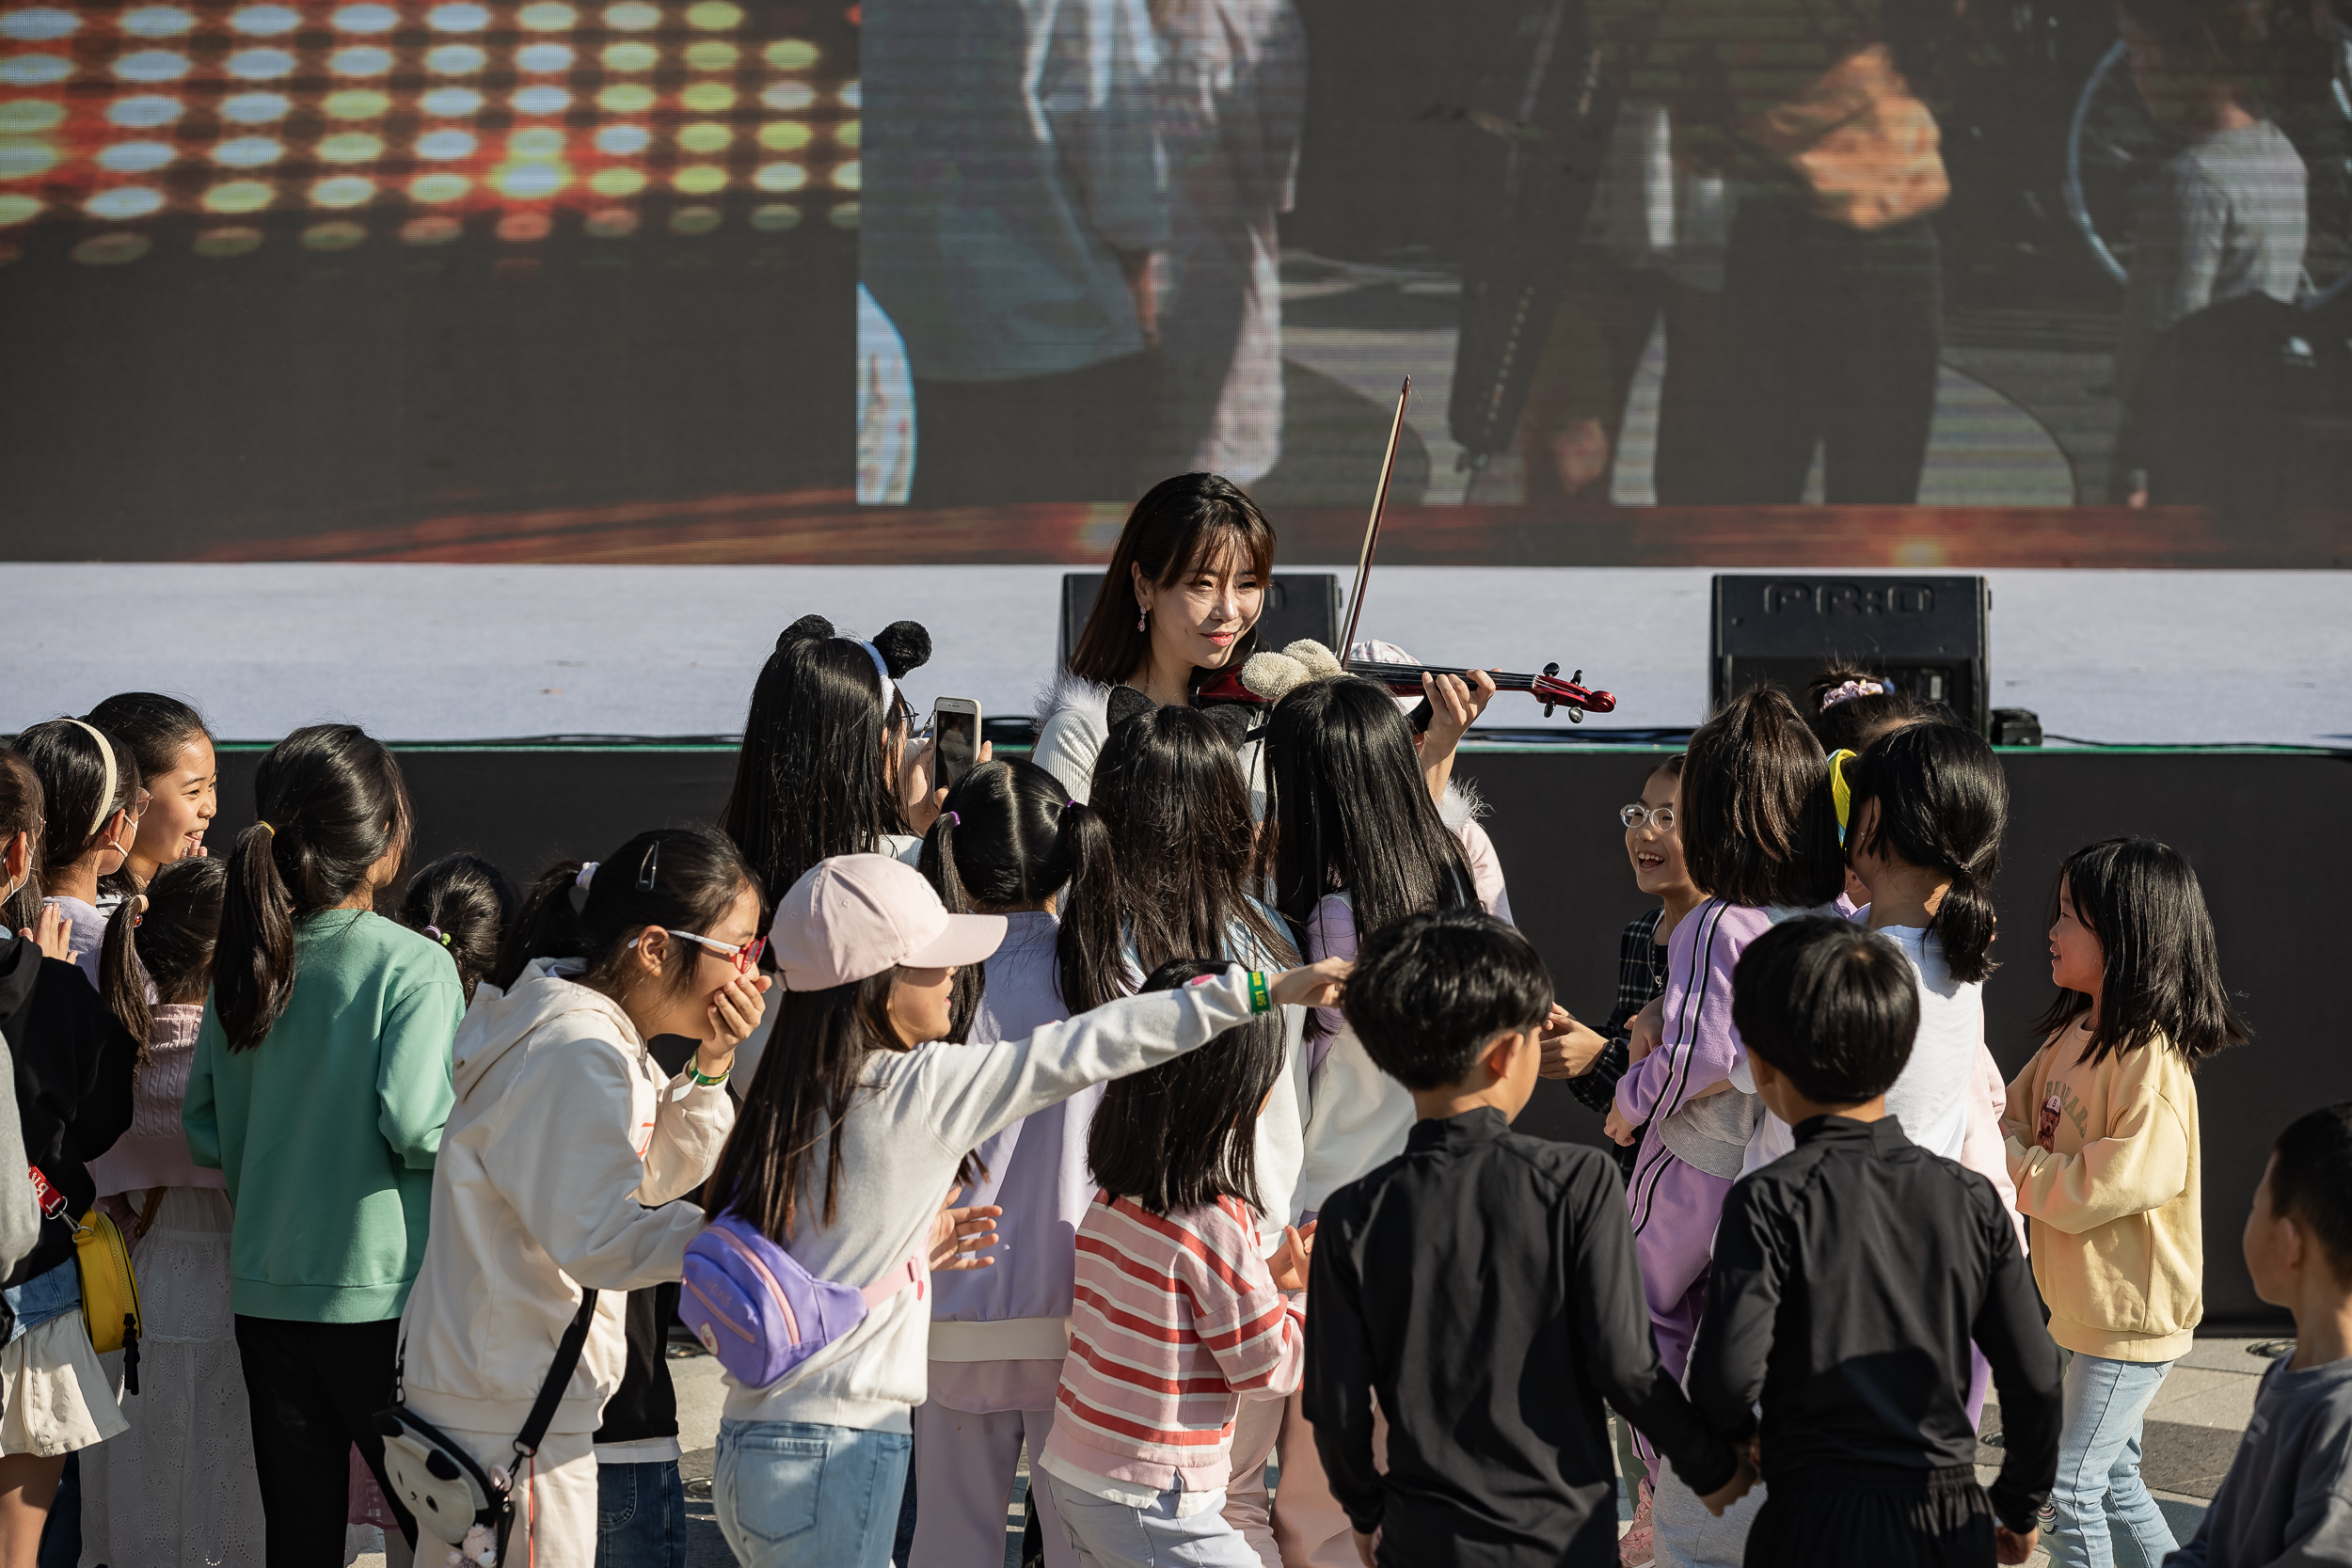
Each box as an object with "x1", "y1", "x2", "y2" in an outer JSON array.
[
  {"x1": 1058, "y1": 573, "x2": 1342, "y2": 670},
  {"x1": 1710, "y1": 576, "x2": 1991, "y2": 736}
]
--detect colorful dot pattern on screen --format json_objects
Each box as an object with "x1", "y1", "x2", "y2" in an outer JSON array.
[{"x1": 0, "y1": 1, "x2": 855, "y2": 262}]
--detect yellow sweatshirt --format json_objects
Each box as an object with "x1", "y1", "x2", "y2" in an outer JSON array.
[{"x1": 2003, "y1": 1023, "x2": 2202, "y2": 1362}]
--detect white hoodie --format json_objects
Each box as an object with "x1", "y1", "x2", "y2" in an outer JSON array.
[{"x1": 397, "y1": 960, "x2": 737, "y2": 1437}]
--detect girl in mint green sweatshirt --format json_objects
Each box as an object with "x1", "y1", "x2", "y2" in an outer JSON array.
[{"x1": 183, "y1": 724, "x2": 461, "y2": 1562}]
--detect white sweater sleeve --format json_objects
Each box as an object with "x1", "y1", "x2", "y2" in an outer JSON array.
[
  {"x1": 1294, "y1": 1029, "x2": 1417, "y2": 1217},
  {"x1": 1248, "y1": 1005, "x2": 1309, "y2": 1251},
  {"x1": 918, "y1": 967, "x2": 1263, "y2": 1158},
  {"x1": 479, "y1": 1037, "x2": 713, "y2": 1293},
  {"x1": 639, "y1": 1070, "x2": 737, "y2": 1209}
]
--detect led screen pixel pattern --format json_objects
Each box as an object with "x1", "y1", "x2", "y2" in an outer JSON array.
[{"x1": 0, "y1": 1, "x2": 857, "y2": 262}]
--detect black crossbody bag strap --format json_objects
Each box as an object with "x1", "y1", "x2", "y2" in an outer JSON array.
[{"x1": 495, "y1": 1289, "x2": 599, "y2": 1561}]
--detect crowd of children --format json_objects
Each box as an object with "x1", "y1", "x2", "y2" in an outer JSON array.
[{"x1": 0, "y1": 472, "x2": 2340, "y2": 1568}]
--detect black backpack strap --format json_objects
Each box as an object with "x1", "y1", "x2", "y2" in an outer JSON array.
[{"x1": 515, "y1": 1289, "x2": 598, "y2": 1463}]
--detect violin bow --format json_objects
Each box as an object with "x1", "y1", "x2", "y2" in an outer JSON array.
[{"x1": 1337, "y1": 377, "x2": 1410, "y2": 657}]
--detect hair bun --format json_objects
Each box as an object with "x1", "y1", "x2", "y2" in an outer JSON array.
[
  {"x1": 871, "y1": 620, "x2": 932, "y2": 679},
  {"x1": 1104, "y1": 685, "x2": 1155, "y2": 732},
  {"x1": 777, "y1": 614, "x2": 834, "y2": 652}
]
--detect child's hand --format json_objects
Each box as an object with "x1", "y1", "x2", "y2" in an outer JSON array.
[
  {"x1": 930, "y1": 1184, "x2": 1003, "y2": 1272},
  {"x1": 1537, "y1": 1006, "x2": 1608, "y2": 1079},
  {"x1": 1627, "y1": 997, "x2": 1663, "y2": 1063},
  {"x1": 1269, "y1": 1222, "x2": 1315, "y2": 1293},
  {"x1": 1994, "y1": 1525, "x2": 2037, "y2": 1564},
  {"x1": 24, "y1": 904, "x2": 74, "y2": 965},
  {"x1": 1271, "y1": 958, "x2": 1350, "y2": 1010},
  {"x1": 1698, "y1": 1451, "x2": 1758, "y2": 1516},
  {"x1": 700, "y1": 972, "x2": 771, "y2": 1071},
  {"x1": 1602, "y1": 1105, "x2": 1637, "y2": 1147}
]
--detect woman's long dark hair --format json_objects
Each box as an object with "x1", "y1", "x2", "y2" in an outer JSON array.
[
  {"x1": 918, "y1": 758, "x2": 1120, "y2": 1039},
  {"x1": 15, "y1": 718, "x2": 141, "y2": 889},
  {"x1": 215, "y1": 724, "x2": 413, "y2": 1049},
  {"x1": 720, "y1": 614, "x2": 930, "y2": 913},
  {"x1": 1258, "y1": 678, "x2": 1470, "y2": 1023},
  {"x1": 1066, "y1": 473, "x2": 1277, "y2": 687},
  {"x1": 705, "y1": 967, "x2": 900, "y2": 1239},
  {"x1": 1680, "y1": 687, "x2": 1848, "y2": 910},
  {"x1": 1848, "y1": 721, "x2": 2008, "y2": 983},
  {"x1": 99, "y1": 856, "x2": 227, "y2": 1056},
  {"x1": 1088, "y1": 705, "x2": 1295, "y2": 1013},
  {"x1": 491, "y1": 828, "x2": 756, "y2": 1001},
  {"x1": 403, "y1": 852, "x2": 518, "y2": 1005},
  {"x1": 2033, "y1": 836, "x2": 2249, "y2": 1068},
  {"x1": 0, "y1": 750, "x2": 43, "y2": 936},
  {"x1": 1087, "y1": 960, "x2": 1287, "y2": 1215}
]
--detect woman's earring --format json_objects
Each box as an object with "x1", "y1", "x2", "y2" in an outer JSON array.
[{"x1": 1136, "y1": 606, "x2": 1148, "y2": 631}]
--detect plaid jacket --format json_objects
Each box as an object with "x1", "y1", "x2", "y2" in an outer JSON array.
[{"x1": 1569, "y1": 909, "x2": 1668, "y2": 1177}]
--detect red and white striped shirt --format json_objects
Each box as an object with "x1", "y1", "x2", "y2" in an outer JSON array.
[{"x1": 1041, "y1": 1190, "x2": 1304, "y2": 1494}]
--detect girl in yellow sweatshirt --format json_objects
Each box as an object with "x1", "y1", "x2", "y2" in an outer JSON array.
[{"x1": 2004, "y1": 836, "x2": 2248, "y2": 1568}]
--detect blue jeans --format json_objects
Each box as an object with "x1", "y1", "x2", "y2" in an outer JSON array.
[
  {"x1": 2043, "y1": 1354, "x2": 2178, "y2": 1568},
  {"x1": 1040, "y1": 1472, "x2": 1261, "y2": 1568},
  {"x1": 596, "y1": 1459, "x2": 687, "y2": 1568},
  {"x1": 714, "y1": 1418, "x2": 911, "y2": 1568}
]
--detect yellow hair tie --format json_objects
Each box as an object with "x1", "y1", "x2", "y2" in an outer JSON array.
[
  {"x1": 1828, "y1": 749, "x2": 1857, "y2": 847},
  {"x1": 257, "y1": 822, "x2": 276, "y2": 837}
]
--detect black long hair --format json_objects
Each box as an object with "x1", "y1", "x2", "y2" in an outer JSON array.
[
  {"x1": 1258, "y1": 677, "x2": 1471, "y2": 1001},
  {"x1": 2032, "y1": 836, "x2": 2249, "y2": 1068},
  {"x1": 918, "y1": 758, "x2": 1120, "y2": 1039},
  {"x1": 215, "y1": 724, "x2": 413, "y2": 1049},
  {"x1": 14, "y1": 718, "x2": 141, "y2": 895},
  {"x1": 87, "y1": 692, "x2": 213, "y2": 898},
  {"x1": 0, "y1": 750, "x2": 42, "y2": 936},
  {"x1": 402, "y1": 852, "x2": 517, "y2": 1006},
  {"x1": 1680, "y1": 687, "x2": 1848, "y2": 910},
  {"x1": 1086, "y1": 960, "x2": 1287, "y2": 1215},
  {"x1": 491, "y1": 828, "x2": 756, "y2": 1001},
  {"x1": 1066, "y1": 473, "x2": 1277, "y2": 686},
  {"x1": 706, "y1": 966, "x2": 900, "y2": 1239},
  {"x1": 99, "y1": 856, "x2": 227, "y2": 1057},
  {"x1": 1088, "y1": 705, "x2": 1295, "y2": 1013},
  {"x1": 1847, "y1": 721, "x2": 2008, "y2": 983},
  {"x1": 720, "y1": 614, "x2": 930, "y2": 913}
]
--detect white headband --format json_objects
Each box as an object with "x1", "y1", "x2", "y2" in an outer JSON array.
[
  {"x1": 854, "y1": 640, "x2": 899, "y2": 709},
  {"x1": 61, "y1": 720, "x2": 118, "y2": 842}
]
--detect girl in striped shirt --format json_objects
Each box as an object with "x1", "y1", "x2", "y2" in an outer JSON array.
[{"x1": 1040, "y1": 960, "x2": 1312, "y2": 1567}]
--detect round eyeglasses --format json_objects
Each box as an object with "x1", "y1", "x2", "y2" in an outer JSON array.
[{"x1": 1619, "y1": 803, "x2": 1676, "y2": 832}]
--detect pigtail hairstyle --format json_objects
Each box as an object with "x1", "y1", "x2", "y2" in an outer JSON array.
[
  {"x1": 490, "y1": 828, "x2": 754, "y2": 1003},
  {"x1": 1680, "y1": 687, "x2": 1849, "y2": 910},
  {"x1": 1257, "y1": 676, "x2": 1471, "y2": 1037},
  {"x1": 719, "y1": 614, "x2": 932, "y2": 911},
  {"x1": 1804, "y1": 663, "x2": 1938, "y2": 755},
  {"x1": 706, "y1": 964, "x2": 901, "y2": 1240},
  {"x1": 14, "y1": 717, "x2": 142, "y2": 888},
  {"x1": 0, "y1": 749, "x2": 45, "y2": 934},
  {"x1": 215, "y1": 724, "x2": 413, "y2": 1050},
  {"x1": 401, "y1": 852, "x2": 518, "y2": 1006},
  {"x1": 1086, "y1": 960, "x2": 1286, "y2": 1214},
  {"x1": 918, "y1": 758, "x2": 1120, "y2": 1040},
  {"x1": 100, "y1": 857, "x2": 228, "y2": 1058},
  {"x1": 1847, "y1": 721, "x2": 2008, "y2": 982},
  {"x1": 2032, "y1": 836, "x2": 2249, "y2": 1068},
  {"x1": 1086, "y1": 705, "x2": 1295, "y2": 1013},
  {"x1": 1066, "y1": 473, "x2": 1278, "y2": 686},
  {"x1": 87, "y1": 692, "x2": 212, "y2": 898}
]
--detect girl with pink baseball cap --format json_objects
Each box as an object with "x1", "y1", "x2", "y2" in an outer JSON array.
[{"x1": 700, "y1": 852, "x2": 1347, "y2": 1568}]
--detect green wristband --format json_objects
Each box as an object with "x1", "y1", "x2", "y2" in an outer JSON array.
[
  {"x1": 1247, "y1": 971, "x2": 1271, "y2": 1016},
  {"x1": 689, "y1": 1063, "x2": 731, "y2": 1088}
]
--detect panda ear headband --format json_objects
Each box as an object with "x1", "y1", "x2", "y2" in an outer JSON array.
[{"x1": 775, "y1": 616, "x2": 934, "y2": 710}]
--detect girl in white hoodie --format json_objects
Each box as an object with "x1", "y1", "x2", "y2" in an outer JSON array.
[
  {"x1": 394, "y1": 827, "x2": 769, "y2": 1565},
  {"x1": 701, "y1": 853, "x2": 1345, "y2": 1568}
]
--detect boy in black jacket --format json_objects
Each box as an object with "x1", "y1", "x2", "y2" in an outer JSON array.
[
  {"x1": 1304, "y1": 910, "x2": 1752, "y2": 1568},
  {"x1": 1687, "y1": 916, "x2": 2062, "y2": 1565}
]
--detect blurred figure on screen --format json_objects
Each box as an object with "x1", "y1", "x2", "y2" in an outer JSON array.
[
  {"x1": 864, "y1": 0, "x2": 1168, "y2": 506},
  {"x1": 859, "y1": 284, "x2": 917, "y2": 506},
  {"x1": 1145, "y1": 0, "x2": 1307, "y2": 486}
]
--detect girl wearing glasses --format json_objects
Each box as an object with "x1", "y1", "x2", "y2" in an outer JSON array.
[
  {"x1": 394, "y1": 827, "x2": 770, "y2": 1563},
  {"x1": 9, "y1": 717, "x2": 145, "y2": 990}
]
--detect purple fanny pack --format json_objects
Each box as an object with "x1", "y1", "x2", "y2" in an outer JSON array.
[{"x1": 678, "y1": 1212, "x2": 925, "y2": 1388}]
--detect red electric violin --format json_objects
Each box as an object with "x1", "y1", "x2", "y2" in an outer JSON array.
[{"x1": 1195, "y1": 377, "x2": 1617, "y2": 721}]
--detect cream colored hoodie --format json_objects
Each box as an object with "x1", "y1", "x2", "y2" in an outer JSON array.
[
  {"x1": 397, "y1": 960, "x2": 736, "y2": 1435},
  {"x1": 2003, "y1": 1024, "x2": 2202, "y2": 1363}
]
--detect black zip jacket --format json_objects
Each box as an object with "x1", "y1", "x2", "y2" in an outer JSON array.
[
  {"x1": 1306, "y1": 1107, "x2": 1738, "y2": 1568},
  {"x1": 0, "y1": 934, "x2": 137, "y2": 1291},
  {"x1": 1685, "y1": 1115, "x2": 2062, "y2": 1533}
]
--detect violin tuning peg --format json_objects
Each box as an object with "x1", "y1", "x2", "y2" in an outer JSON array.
[
  {"x1": 1570, "y1": 670, "x2": 1582, "y2": 685},
  {"x1": 1542, "y1": 701, "x2": 1557, "y2": 718},
  {"x1": 1569, "y1": 707, "x2": 1583, "y2": 723},
  {"x1": 1543, "y1": 661, "x2": 1560, "y2": 678}
]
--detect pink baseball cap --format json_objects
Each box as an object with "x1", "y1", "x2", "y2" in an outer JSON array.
[{"x1": 770, "y1": 854, "x2": 1006, "y2": 990}]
